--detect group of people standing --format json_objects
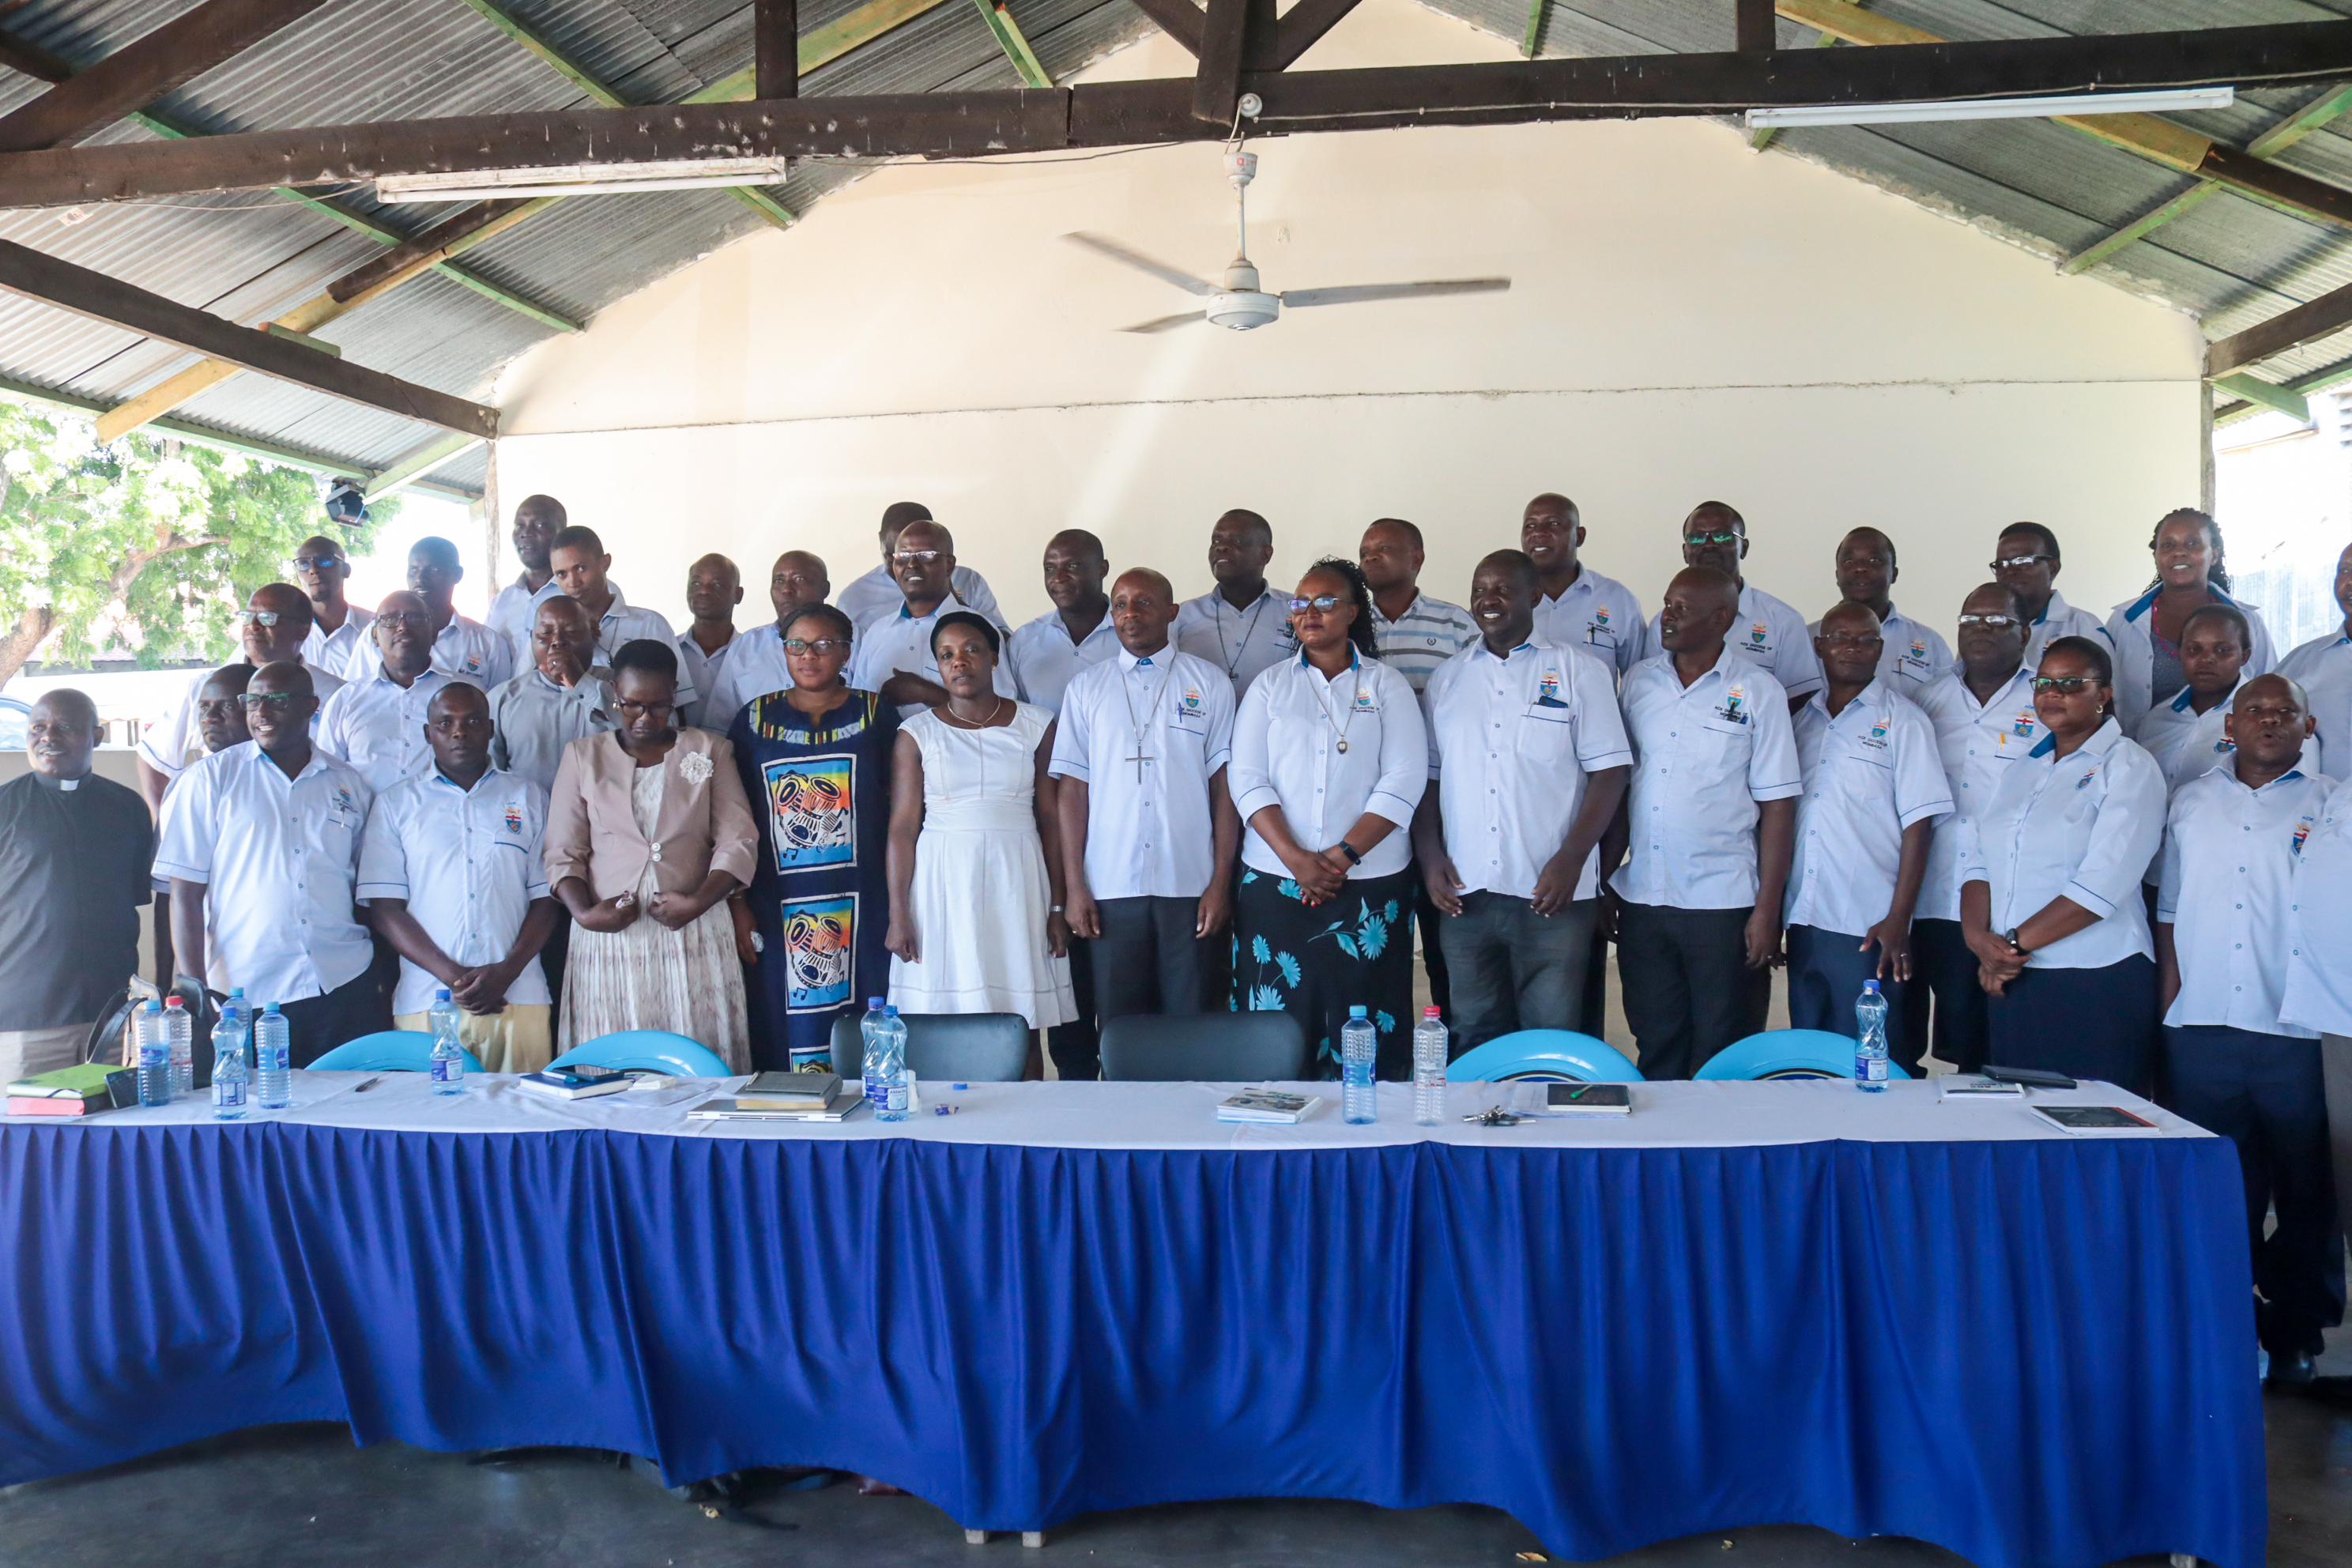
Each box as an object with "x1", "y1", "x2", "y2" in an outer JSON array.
[{"x1": 6, "y1": 488, "x2": 2352, "y2": 1374}]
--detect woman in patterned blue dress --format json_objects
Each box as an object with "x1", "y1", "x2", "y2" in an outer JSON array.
[{"x1": 728, "y1": 605, "x2": 898, "y2": 1071}]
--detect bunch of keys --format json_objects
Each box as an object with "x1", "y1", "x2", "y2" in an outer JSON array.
[{"x1": 1464, "y1": 1106, "x2": 1522, "y2": 1128}]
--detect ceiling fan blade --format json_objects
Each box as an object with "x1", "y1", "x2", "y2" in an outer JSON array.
[
  {"x1": 1119, "y1": 310, "x2": 1209, "y2": 334},
  {"x1": 1064, "y1": 232, "x2": 1218, "y2": 296},
  {"x1": 1279, "y1": 278, "x2": 1513, "y2": 309}
]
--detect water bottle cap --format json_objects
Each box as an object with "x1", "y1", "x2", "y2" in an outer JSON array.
[
  {"x1": 1864, "y1": 980, "x2": 1881, "y2": 993},
  {"x1": 264, "y1": 1002, "x2": 281, "y2": 1014},
  {"x1": 436, "y1": 987, "x2": 452, "y2": 1001},
  {"x1": 229, "y1": 987, "x2": 245, "y2": 997},
  {"x1": 1348, "y1": 1005, "x2": 1367, "y2": 1018},
  {"x1": 142, "y1": 999, "x2": 161, "y2": 1012},
  {"x1": 1423, "y1": 1006, "x2": 1442, "y2": 1019},
  {"x1": 868, "y1": 997, "x2": 885, "y2": 1008},
  {"x1": 884, "y1": 1004, "x2": 899, "y2": 1017},
  {"x1": 164, "y1": 996, "x2": 184, "y2": 1009}
]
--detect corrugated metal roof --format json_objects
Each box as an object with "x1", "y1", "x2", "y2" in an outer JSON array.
[{"x1": 1, "y1": 0, "x2": 2348, "y2": 483}]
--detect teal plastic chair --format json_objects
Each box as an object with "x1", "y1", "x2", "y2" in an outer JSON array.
[
  {"x1": 308, "y1": 1030, "x2": 484, "y2": 1073},
  {"x1": 828, "y1": 1012, "x2": 1030, "y2": 1083},
  {"x1": 550, "y1": 1031, "x2": 732, "y2": 1078},
  {"x1": 1447, "y1": 1029, "x2": 1644, "y2": 1083},
  {"x1": 1697, "y1": 1028, "x2": 1912, "y2": 1081}
]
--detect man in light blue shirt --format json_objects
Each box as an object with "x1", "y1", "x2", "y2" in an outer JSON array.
[
  {"x1": 1606, "y1": 567, "x2": 1802, "y2": 1079},
  {"x1": 2277, "y1": 541, "x2": 2352, "y2": 781}
]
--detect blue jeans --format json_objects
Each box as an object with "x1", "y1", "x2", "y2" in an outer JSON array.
[{"x1": 1436, "y1": 891, "x2": 1599, "y2": 1054}]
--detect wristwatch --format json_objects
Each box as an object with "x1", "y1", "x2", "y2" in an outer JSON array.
[
  {"x1": 2004, "y1": 928, "x2": 2031, "y2": 955},
  {"x1": 1336, "y1": 842, "x2": 1363, "y2": 865}
]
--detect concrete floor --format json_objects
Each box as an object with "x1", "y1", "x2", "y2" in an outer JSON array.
[{"x1": 6, "y1": 1336, "x2": 2347, "y2": 1568}]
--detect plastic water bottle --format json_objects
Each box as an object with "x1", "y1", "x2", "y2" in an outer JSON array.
[
  {"x1": 1854, "y1": 979, "x2": 1889, "y2": 1093},
  {"x1": 211, "y1": 990, "x2": 250, "y2": 1121},
  {"x1": 134, "y1": 1000, "x2": 170, "y2": 1108},
  {"x1": 164, "y1": 995, "x2": 194, "y2": 1099},
  {"x1": 1412, "y1": 1006, "x2": 1449, "y2": 1127},
  {"x1": 859, "y1": 998, "x2": 889, "y2": 1107},
  {"x1": 873, "y1": 1005, "x2": 910, "y2": 1123},
  {"x1": 254, "y1": 1003, "x2": 292, "y2": 1110},
  {"x1": 1341, "y1": 1006, "x2": 1378, "y2": 1125},
  {"x1": 428, "y1": 989, "x2": 466, "y2": 1094}
]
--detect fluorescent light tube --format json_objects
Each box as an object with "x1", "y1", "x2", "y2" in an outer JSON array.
[
  {"x1": 376, "y1": 158, "x2": 791, "y2": 203},
  {"x1": 1744, "y1": 85, "x2": 2233, "y2": 131}
]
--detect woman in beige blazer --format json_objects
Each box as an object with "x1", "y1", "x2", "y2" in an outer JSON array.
[{"x1": 545, "y1": 639, "x2": 758, "y2": 1066}]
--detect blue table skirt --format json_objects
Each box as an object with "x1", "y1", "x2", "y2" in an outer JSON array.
[{"x1": 0, "y1": 1125, "x2": 2261, "y2": 1568}]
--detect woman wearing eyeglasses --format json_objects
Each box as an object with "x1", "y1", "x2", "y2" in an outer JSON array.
[
  {"x1": 726, "y1": 605, "x2": 899, "y2": 1072},
  {"x1": 2104, "y1": 507, "x2": 2276, "y2": 727},
  {"x1": 1958, "y1": 635, "x2": 2168, "y2": 1091},
  {"x1": 545, "y1": 639, "x2": 758, "y2": 1067},
  {"x1": 1228, "y1": 559, "x2": 1428, "y2": 1078}
]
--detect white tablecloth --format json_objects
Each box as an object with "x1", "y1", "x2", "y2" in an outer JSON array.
[{"x1": 22, "y1": 1072, "x2": 2208, "y2": 1152}]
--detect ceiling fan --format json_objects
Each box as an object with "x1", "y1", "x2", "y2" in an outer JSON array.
[{"x1": 1065, "y1": 148, "x2": 1510, "y2": 333}]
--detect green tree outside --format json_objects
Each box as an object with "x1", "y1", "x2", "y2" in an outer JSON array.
[{"x1": 0, "y1": 398, "x2": 394, "y2": 691}]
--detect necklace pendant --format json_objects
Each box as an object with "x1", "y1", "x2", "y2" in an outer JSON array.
[{"x1": 1335, "y1": 738, "x2": 1349, "y2": 754}]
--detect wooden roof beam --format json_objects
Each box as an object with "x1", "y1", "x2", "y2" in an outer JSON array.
[
  {"x1": 6, "y1": 20, "x2": 2347, "y2": 205},
  {"x1": 2205, "y1": 277, "x2": 2352, "y2": 379},
  {"x1": 0, "y1": 237, "x2": 497, "y2": 439},
  {"x1": 0, "y1": 0, "x2": 332, "y2": 153}
]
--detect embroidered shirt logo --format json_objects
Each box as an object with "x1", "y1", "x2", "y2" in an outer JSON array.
[
  {"x1": 1748, "y1": 621, "x2": 1770, "y2": 646},
  {"x1": 504, "y1": 803, "x2": 523, "y2": 835},
  {"x1": 1717, "y1": 685, "x2": 1751, "y2": 725},
  {"x1": 2013, "y1": 710, "x2": 2036, "y2": 738},
  {"x1": 1538, "y1": 670, "x2": 1560, "y2": 702},
  {"x1": 1351, "y1": 686, "x2": 1376, "y2": 712},
  {"x1": 2294, "y1": 816, "x2": 2314, "y2": 856},
  {"x1": 2075, "y1": 766, "x2": 2099, "y2": 791},
  {"x1": 1181, "y1": 685, "x2": 1203, "y2": 714}
]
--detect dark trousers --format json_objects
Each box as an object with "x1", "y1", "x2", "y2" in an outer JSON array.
[
  {"x1": 1048, "y1": 935, "x2": 1100, "y2": 1081},
  {"x1": 1616, "y1": 902, "x2": 1768, "y2": 1080},
  {"x1": 2162, "y1": 1024, "x2": 2345, "y2": 1355},
  {"x1": 1436, "y1": 891, "x2": 1599, "y2": 1053},
  {"x1": 1898, "y1": 918, "x2": 1988, "y2": 1072},
  {"x1": 1092, "y1": 896, "x2": 1219, "y2": 1022},
  {"x1": 278, "y1": 965, "x2": 394, "y2": 1068},
  {"x1": 540, "y1": 908, "x2": 572, "y2": 1036},
  {"x1": 1785, "y1": 924, "x2": 1916, "y2": 1073},
  {"x1": 1412, "y1": 876, "x2": 1450, "y2": 1020},
  {"x1": 1985, "y1": 955, "x2": 2157, "y2": 1095}
]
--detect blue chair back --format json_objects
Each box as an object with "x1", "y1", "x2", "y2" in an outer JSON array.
[
  {"x1": 1697, "y1": 1028, "x2": 1913, "y2": 1081},
  {"x1": 550, "y1": 1031, "x2": 733, "y2": 1078},
  {"x1": 309, "y1": 1030, "x2": 484, "y2": 1074},
  {"x1": 1446, "y1": 1029, "x2": 1644, "y2": 1083},
  {"x1": 829, "y1": 1012, "x2": 1030, "y2": 1083},
  {"x1": 1099, "y1": 1012, "x2": 1308, "y2": 1082}
]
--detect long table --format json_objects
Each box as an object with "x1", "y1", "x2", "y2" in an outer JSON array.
[{"x1": 0, "y1": 1075, "x2": 2260, "y2": 1567}]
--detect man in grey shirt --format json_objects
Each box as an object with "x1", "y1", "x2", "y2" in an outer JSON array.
[{"x1": 488, "y1": 597, "x2": 618, "y2": 794}]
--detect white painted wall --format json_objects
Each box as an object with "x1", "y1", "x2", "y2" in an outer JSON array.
[{"x1": 492, "y1": 0, "x2": 2205, "y2": 642}]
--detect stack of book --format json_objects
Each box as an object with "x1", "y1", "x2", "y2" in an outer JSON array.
[
  {"x1": 1216, "y1": 1088, "x2": 1321, "y2": 1124},
  {"x1": 691, "y1": 1072, "x2": 858, "y2": 1121},
  {"x1": 7, "y1": 1064, "x2": 118, "y2": 1118},
  {"x1": 516, "y1": 1064, "x2": 634, "y2": 1101}
]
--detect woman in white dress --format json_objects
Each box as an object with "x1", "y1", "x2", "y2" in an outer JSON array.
[{"x1": 884, "y1": 612, "x2": 1076, "y2": 1068}]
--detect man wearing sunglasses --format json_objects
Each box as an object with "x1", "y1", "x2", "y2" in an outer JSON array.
[
  {"x1": 1991, "y1": 522, "x2": 2109, "y2": 670},
  {"x1": 835, "y1": 501, "x2": 1004, "y2": 632},
  {"x1": 697, "y1": 550, "x2": 831, "y2": 735},
  {"x1": 155, "y1": 662, "x2": 389, "y2": 1065},
  {"x1": 136, "y1": 584, "x2": 345, "y2": 816},
  {"x1": 1640, "y1": 502, "x2": 1823, "y2": 710},
  {"x1": 1909, "y1": 583, "x2": 2045, "y2": 1072},
  {"x1": 290, "y1": 534, "x2": 374, "y2": 681}
]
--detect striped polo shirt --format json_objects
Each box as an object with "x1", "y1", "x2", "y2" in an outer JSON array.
[{"x1": 1370, "y1": 591, "x2": 1479, "y2": 693}]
